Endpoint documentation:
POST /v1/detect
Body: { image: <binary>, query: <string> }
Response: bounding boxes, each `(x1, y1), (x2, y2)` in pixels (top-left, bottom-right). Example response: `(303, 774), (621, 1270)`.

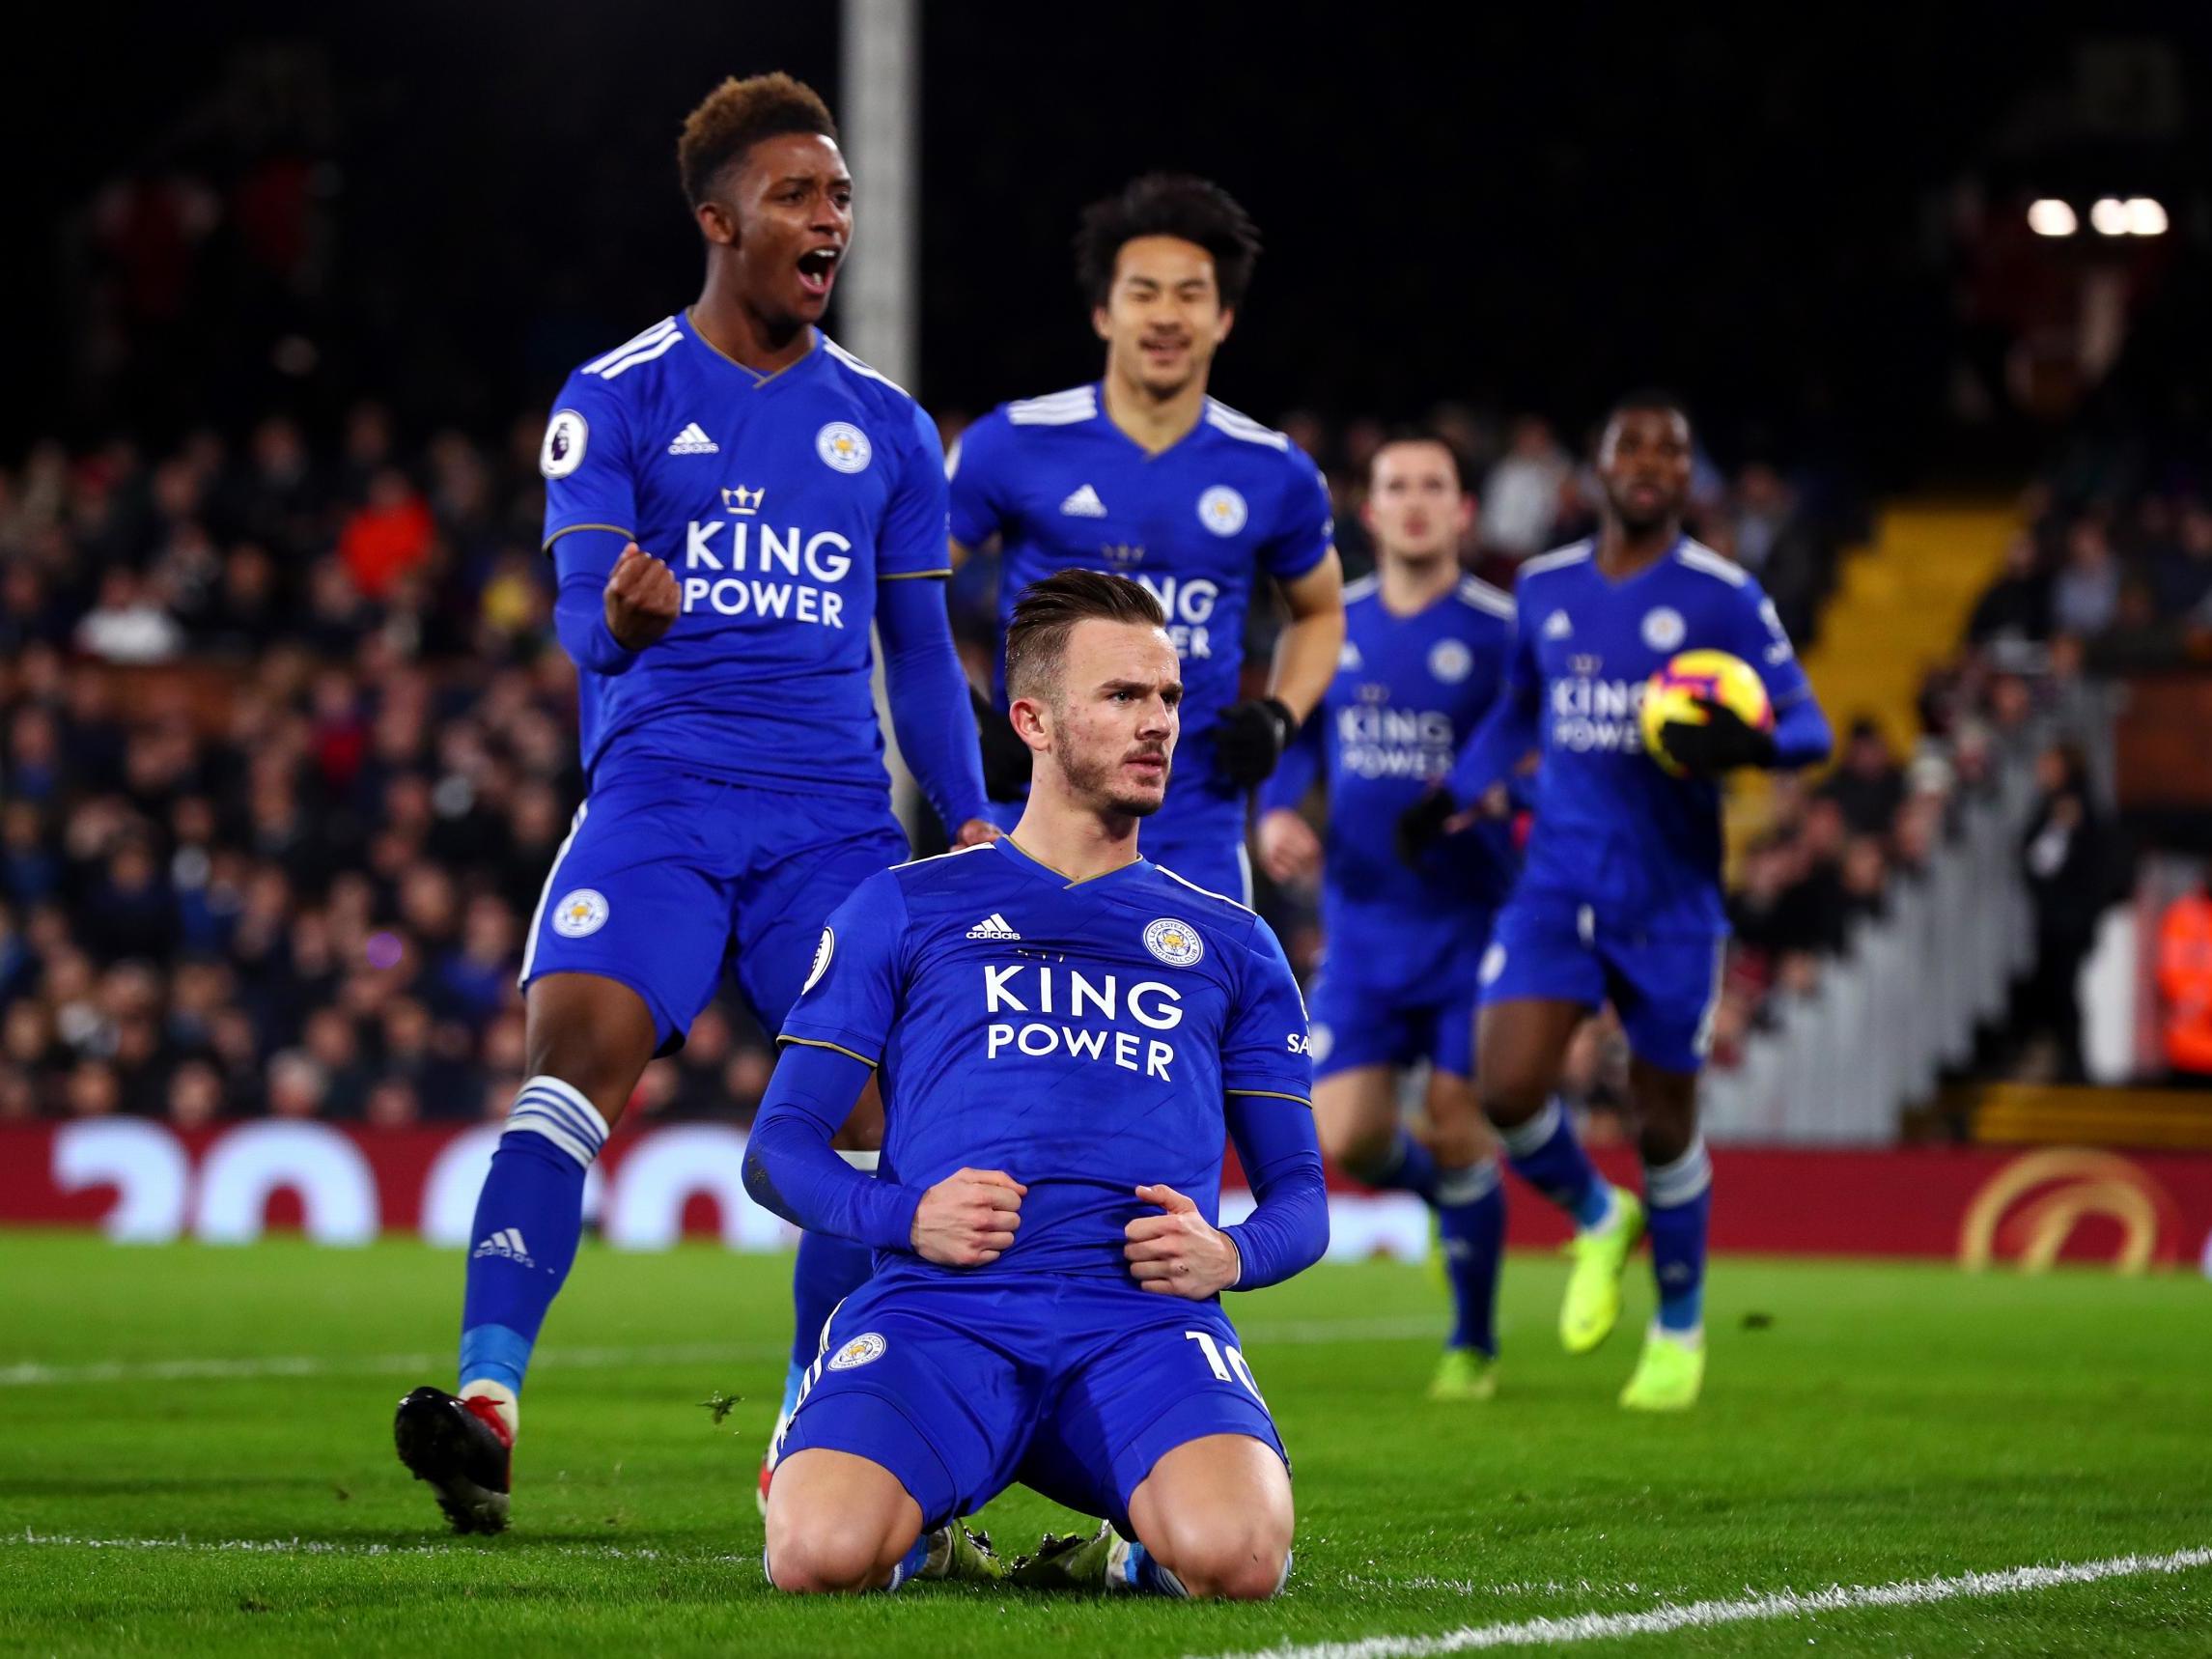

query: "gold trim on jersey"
(776, 1035), (880, 1068)
(1004, 834), (1140, 887)
(542, 523), (635, 552)
(1224, 1088), (1314, 1109)
(685, 308), (817, 386)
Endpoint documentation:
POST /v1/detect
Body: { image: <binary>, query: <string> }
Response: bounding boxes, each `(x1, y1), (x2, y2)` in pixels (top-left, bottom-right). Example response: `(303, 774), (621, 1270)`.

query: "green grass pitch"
(2, 1233), (2207, 1656)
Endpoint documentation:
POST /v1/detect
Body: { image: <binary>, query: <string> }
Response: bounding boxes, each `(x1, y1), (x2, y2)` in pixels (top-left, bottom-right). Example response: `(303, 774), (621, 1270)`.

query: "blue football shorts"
(519, 761), (910, 1051)
(1476, 890), (1726, 1076)
(1306, 971), (1479, 1083)
(771, 1273), (1287, 1535)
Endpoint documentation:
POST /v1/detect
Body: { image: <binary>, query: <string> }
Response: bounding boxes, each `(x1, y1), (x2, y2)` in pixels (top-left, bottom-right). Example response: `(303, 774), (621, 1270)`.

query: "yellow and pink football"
(1639, 649), (1773, 776)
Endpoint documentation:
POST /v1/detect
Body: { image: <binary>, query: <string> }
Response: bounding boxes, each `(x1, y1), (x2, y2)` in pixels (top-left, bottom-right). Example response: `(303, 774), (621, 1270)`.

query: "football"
(1639, 649), (1774, 776)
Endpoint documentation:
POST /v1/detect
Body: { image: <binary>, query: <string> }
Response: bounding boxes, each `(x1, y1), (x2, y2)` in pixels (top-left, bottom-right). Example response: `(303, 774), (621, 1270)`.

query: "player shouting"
(393, 72), (994, 1532)
(744, 571), (1326, 1598)
(1402, 392), (1832, 1410)
(1256, 434), (1517, 1400)
(948, 173), (1345, 906)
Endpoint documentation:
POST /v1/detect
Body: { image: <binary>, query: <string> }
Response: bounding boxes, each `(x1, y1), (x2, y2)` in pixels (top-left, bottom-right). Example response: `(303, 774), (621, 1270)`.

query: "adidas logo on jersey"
(668, 422), (720, 455)
(472, 1227), (533, 1267)
(1059, 484), (1108, 518)
(966, 913), (1022, 940)
(1543, 610), (1575, 640)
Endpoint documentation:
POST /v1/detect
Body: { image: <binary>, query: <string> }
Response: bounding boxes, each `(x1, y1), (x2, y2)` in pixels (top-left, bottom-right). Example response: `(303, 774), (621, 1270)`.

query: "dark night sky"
(6, 3), (2204, 475)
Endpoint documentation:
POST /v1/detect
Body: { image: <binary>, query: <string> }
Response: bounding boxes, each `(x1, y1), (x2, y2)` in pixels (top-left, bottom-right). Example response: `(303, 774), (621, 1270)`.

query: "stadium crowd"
(1929, 457), (2212, 1082)
(0, 403), (1872, 1129)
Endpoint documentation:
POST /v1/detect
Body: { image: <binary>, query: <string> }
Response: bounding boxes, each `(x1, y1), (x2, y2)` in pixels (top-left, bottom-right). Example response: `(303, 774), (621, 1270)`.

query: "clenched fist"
(1123, 1183), (1241, 1298)
(911, 1167), (1025, 1267)
(1255, 807), (1322, 886)
(604, 543), (680, 651)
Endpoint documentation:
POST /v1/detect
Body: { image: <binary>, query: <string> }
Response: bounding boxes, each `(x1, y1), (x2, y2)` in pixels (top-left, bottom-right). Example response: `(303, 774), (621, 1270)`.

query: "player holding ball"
(1402, 391), (1831, 1411)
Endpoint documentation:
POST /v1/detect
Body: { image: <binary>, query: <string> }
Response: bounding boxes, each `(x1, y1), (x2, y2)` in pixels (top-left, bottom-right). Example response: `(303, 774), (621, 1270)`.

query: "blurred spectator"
(365, 1077), (422, 1129)
(1821, 718), (1905, 837)
(1965, 534), (2051, 655)
(66, 1059), (121, 1118)
(337, 468), (434, 601)
(73, 569), (184, 663)
(2050, 520), (2119, 639)
(267, 1049), (328, 1118)
(1479, 417), (1570, 561)
(1837, 834), (1890, 930)
(2015, 743), (2118, 1082)
(301, 1007), (372, 1116)
(1729, 836), (1828, 961)
(2155, 874), (2212, 1083)
(2147, 503), (2212, 617)
(166, 1059), (224, 1129)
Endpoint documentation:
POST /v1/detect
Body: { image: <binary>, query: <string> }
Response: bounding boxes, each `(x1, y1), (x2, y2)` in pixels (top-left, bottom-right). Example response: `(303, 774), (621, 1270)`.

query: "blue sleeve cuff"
(1770, 692), (1834, 770)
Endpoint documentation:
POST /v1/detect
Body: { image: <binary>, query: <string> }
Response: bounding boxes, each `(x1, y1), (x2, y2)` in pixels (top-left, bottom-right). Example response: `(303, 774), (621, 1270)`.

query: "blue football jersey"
(1263, 574), (1518, 994)
(779, 837), (1313, 1281)
(948, 384), (1335, 850)
(540, 316), (950, 791)
(1506, 537), (1814, 931)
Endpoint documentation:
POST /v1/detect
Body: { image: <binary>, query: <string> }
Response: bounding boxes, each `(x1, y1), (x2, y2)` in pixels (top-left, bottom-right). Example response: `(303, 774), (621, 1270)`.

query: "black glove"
(1657, 696), (1778, 776)
(1212, 697), (1298, 788)
(1395, 788), (1458, 868)
(970, 684), (1033, 801)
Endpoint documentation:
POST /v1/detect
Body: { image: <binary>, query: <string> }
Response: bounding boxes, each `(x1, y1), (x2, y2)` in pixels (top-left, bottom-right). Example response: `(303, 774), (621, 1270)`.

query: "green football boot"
(1011, 1521), (1118, 1589)
(1618, 1325), (1705, 1412)
(918, 1521), (1006, 1584)
(1426, 1346), (1498, 1402)
(1560, 1186), (1643, 1355)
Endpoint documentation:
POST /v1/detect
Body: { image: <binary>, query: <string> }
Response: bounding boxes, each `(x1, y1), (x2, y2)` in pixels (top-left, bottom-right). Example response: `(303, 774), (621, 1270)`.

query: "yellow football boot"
(1559, 1187), (1643, 1355)
(1618, 1325), (1705, 1412)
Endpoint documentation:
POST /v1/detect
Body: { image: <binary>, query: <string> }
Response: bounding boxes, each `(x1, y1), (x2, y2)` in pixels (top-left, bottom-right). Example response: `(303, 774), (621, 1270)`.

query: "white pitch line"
(0, 1340), (790, 1389)
(5, 1531), (746, 1564)
(0, 1314), (1440, 1389)
(1198, 1547), (2212, 1659)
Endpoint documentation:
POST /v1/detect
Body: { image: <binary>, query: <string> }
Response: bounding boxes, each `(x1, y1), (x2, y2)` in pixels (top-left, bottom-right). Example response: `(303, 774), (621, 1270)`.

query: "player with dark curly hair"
(950, 174), (1345, 909)
(392, 71), (994, 1534)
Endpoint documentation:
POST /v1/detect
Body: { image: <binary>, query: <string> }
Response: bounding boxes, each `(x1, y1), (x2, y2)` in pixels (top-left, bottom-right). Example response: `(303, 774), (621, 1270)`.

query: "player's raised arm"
(876, 405), (994, 842)
(542, 378), (674, 675)
(1264, 551), (1347, 727)
(1216, 479), (1346, 788)
(944, 411), (1034, 800)
(1253, 705), (1326, 886)
(876, 573), (994, 840)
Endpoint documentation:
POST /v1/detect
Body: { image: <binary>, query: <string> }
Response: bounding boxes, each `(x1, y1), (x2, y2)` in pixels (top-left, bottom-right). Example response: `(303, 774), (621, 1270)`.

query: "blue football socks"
(1108, 1535), (1191, 1597)
(1498, 1097), (1611, 1229)
(1435, 1159), (1507, 1356)
(883, 1531), (934, 1592)
(458, 1075), (608, 1397)
(1357, 1126), (1441, 1203)
(1644, 1136), (1712, 1334)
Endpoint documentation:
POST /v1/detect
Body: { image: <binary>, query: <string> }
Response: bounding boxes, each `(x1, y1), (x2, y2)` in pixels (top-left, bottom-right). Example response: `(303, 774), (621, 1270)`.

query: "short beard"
(1060, 734), (1166, 818)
